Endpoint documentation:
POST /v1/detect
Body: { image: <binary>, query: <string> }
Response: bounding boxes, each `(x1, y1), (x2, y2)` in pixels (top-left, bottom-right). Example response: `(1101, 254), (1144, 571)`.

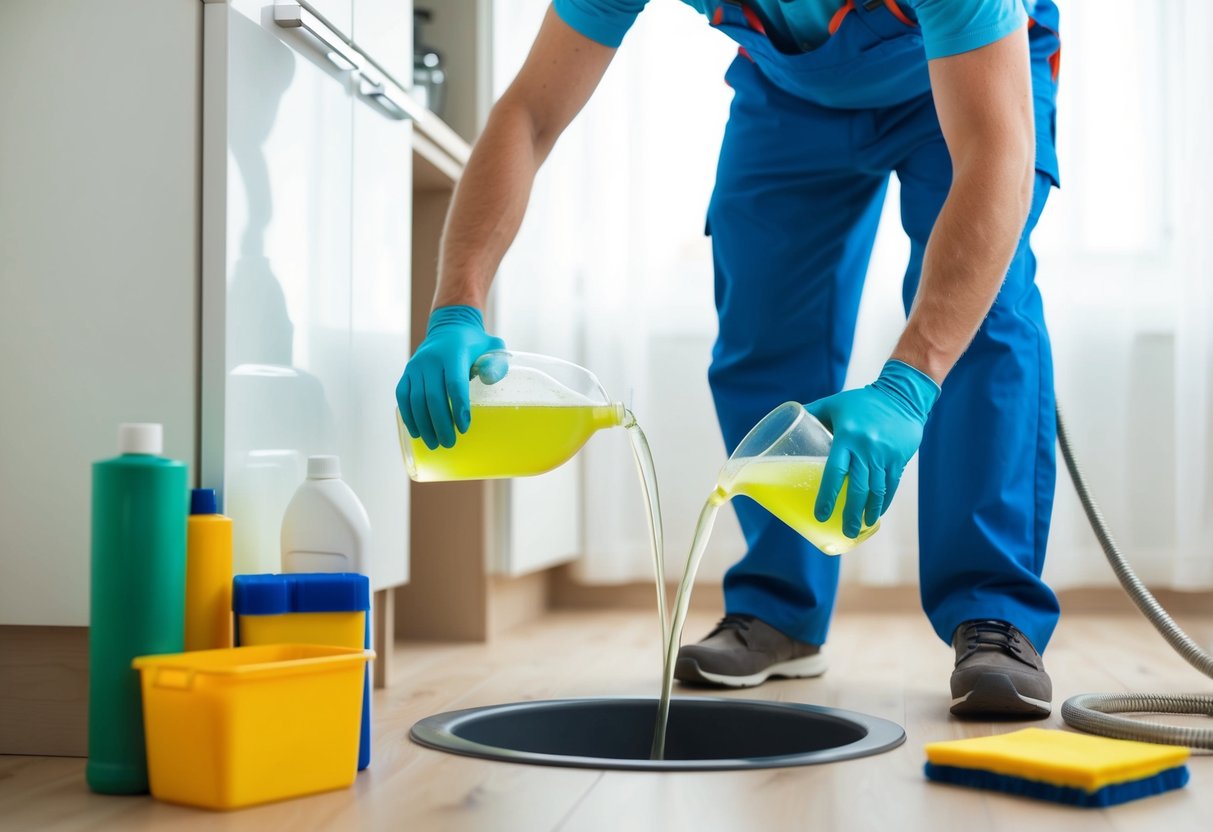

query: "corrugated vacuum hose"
(1056, 405), (1213, 748)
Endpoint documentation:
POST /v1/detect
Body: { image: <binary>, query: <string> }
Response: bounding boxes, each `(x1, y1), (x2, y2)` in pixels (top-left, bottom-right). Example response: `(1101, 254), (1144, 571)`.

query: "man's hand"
(397, 306), (505, 450)
(805, 361), (940, 539)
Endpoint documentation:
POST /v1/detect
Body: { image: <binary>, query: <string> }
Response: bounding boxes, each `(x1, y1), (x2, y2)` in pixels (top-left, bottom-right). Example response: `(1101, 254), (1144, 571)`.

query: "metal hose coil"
(1056, 405), (1213, 748)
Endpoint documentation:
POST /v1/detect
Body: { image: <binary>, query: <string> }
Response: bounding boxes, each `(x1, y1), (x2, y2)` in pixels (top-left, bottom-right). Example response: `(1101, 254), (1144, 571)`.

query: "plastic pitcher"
(399, 351), (627, 482)
(713, 401), (879, 555)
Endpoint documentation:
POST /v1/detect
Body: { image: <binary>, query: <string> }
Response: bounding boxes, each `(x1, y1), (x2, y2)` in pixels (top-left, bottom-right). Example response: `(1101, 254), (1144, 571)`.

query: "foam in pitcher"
(472, 365), (598, 407)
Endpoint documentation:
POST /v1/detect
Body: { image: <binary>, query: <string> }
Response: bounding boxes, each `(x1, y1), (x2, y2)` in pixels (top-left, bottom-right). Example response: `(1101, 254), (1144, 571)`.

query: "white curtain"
(494, 0), (1213, 591)
(1171, 0), (1213, 587)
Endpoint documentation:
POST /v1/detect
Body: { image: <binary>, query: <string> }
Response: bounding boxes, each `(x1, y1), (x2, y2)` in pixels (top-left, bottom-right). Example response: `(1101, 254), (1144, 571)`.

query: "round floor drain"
(410, 697), (905, 771)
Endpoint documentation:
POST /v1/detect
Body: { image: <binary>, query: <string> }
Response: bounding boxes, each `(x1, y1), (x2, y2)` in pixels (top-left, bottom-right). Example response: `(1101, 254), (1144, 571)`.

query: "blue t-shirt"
(554, 0), (1028, 61)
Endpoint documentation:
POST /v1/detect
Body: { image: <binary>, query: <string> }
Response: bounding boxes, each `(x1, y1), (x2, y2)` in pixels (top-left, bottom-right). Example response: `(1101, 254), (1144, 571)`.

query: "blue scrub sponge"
(924, 728), (1190, 808)
(925, 762), (1189, 808)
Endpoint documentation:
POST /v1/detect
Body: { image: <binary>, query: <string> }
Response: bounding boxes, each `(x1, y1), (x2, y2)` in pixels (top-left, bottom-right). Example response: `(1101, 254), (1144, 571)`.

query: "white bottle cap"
(307, 455), (341, 479)
(119, 423), (163, 455)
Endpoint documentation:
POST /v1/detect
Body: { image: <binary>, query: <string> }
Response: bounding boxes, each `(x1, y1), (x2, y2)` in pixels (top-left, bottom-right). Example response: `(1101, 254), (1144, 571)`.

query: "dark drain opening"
(411, 697), (905, 771)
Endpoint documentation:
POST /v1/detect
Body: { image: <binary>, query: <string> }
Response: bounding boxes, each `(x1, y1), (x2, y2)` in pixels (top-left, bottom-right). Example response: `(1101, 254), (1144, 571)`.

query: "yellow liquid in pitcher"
(400, 403), (625, 481)
(717, 456), (878, 555)
(399, 399), (669, 661)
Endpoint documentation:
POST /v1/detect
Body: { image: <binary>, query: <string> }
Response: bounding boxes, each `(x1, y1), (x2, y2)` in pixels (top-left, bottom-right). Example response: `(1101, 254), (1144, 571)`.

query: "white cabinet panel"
(354, 0), (413, 88)
(350, 98), (412, 590)
(309, 0), (354, 35)
(0, 0), (200, 626)
(204, 2), (413, 589)
(215, 3), (355, 576)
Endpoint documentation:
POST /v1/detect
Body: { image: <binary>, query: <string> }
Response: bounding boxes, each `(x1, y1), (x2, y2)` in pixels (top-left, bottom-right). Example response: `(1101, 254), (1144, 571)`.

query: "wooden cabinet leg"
(373, 589), (394, 689)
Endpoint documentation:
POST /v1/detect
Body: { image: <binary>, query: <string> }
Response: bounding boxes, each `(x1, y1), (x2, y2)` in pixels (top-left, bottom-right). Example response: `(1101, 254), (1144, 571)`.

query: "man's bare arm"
(891, 26), (1036, 384)
(433, 6), (616, 310)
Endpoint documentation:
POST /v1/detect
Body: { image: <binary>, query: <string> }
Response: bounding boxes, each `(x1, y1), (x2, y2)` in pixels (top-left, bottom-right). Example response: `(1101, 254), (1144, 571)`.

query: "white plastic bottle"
(280, 455), (371, 575)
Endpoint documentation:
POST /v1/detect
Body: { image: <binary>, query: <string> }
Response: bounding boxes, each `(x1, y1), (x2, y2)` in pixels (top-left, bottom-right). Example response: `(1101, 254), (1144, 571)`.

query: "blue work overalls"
(705, 0), (1063, 651)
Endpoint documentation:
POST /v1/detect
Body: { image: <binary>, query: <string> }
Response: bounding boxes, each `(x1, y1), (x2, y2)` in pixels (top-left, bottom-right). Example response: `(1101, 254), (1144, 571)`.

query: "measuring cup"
(714, 401), (879, 555)
(398, 351), (627, 482)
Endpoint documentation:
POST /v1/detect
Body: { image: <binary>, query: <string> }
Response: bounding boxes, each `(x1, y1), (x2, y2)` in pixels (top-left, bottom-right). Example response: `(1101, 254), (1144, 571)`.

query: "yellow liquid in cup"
(400, 403), (625, 481)
(714, 456), (878, 555)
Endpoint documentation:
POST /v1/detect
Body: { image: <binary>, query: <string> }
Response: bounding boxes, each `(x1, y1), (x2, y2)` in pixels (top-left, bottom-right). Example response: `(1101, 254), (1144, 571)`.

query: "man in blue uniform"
(398, 0), (1063, 717)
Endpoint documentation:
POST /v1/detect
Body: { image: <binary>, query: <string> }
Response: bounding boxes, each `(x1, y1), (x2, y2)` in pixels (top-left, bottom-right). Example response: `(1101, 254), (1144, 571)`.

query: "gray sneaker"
(674, 615), (826, 688)
(950, 620), (1052, 718)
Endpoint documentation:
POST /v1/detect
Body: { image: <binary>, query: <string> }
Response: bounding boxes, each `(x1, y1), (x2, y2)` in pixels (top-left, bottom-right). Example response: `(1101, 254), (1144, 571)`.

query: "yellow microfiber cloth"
(924, 728), (1190, 807)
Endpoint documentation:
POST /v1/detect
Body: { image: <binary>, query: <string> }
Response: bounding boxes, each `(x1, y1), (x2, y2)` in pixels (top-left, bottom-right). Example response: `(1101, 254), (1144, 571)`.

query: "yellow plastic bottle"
(185, 489), (233, 651)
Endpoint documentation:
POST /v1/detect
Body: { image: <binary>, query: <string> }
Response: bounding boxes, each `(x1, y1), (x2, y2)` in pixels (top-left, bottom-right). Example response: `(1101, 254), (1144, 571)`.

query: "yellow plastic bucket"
(132, 643), (374, 810)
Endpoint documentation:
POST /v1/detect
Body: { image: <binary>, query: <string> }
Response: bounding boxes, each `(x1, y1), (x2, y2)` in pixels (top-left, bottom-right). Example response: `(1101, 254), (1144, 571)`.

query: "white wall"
(0, 0), (201, 626)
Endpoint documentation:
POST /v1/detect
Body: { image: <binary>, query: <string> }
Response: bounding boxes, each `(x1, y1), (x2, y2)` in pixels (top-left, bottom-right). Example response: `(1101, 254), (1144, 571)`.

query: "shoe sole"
(949, 672), (1051, 719)
(674, 654), (828, 688)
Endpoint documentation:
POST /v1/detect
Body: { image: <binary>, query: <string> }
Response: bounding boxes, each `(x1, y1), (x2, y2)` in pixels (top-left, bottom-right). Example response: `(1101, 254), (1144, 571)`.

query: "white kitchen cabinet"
(210, 0), (354, 578)
(0, 0), (201, 627)
(2, 0), (427, 752)
(349, 89), (413, 591)
(203, 0), (412, 591)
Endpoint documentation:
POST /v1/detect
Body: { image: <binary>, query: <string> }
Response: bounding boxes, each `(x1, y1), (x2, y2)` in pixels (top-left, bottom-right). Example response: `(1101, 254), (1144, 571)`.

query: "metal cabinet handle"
(272, 2), (361, 72)
(358, 74), (400, 116)
(273, 2), (422, 121)
(357, 72), (414, 120)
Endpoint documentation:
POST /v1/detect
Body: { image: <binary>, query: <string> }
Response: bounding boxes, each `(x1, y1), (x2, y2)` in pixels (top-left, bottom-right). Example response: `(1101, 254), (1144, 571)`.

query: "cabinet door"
(311, 0), (353, 36)
(0, 0), (200, 626)
(349, 91), (413, 590)
(354, 0), (412, 87)
(214, 2), (354, 576)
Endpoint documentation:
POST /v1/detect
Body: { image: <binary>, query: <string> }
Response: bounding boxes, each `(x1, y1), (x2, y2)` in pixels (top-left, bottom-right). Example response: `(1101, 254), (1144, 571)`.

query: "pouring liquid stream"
(650, 456), (878, 760)
(623, 412), (669, 654)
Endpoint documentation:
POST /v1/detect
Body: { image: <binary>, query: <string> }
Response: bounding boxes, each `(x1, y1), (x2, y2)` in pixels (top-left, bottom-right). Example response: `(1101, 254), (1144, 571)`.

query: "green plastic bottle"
(86, 423), (188, 794)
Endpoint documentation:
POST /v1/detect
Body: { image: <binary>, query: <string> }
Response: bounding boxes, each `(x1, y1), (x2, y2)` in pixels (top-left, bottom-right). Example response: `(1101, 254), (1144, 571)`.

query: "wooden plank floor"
(2, 608), (1211, 831)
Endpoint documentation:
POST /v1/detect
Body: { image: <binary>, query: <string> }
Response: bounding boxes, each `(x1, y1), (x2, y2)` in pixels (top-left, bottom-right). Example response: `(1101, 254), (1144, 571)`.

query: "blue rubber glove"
(396, 305), (505, 450)
(804, 360), (941, 539)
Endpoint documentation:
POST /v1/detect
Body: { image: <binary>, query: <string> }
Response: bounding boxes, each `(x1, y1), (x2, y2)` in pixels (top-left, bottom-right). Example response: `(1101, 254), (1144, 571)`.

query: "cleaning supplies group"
(87, 424), (375, 810)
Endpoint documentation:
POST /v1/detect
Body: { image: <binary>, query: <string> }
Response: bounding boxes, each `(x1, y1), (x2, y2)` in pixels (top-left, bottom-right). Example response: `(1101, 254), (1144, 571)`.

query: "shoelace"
(707, 614), (756, 646)
(958, 619), (1035, 667)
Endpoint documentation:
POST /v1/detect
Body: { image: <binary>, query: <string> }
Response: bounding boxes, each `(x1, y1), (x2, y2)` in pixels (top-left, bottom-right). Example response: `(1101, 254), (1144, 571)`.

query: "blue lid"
(232, 573), (370, 615)
(190, 488), (219, 515)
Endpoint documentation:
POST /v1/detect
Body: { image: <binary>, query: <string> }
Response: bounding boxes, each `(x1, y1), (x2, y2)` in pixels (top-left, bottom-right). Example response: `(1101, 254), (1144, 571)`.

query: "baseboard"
(0, 625), (88, 757)
(548, 565), (726, 614)
(397, 567), (557, 643)
(548, 567), (1213, 619)
(548, 566), (920, 615)
(487, 571), (551, 639)
(1056, 587), (1213, 615)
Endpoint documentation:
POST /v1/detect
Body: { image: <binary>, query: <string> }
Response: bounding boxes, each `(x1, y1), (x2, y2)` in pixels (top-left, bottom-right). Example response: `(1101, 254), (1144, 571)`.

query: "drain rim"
(410, 696), (906, 771)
